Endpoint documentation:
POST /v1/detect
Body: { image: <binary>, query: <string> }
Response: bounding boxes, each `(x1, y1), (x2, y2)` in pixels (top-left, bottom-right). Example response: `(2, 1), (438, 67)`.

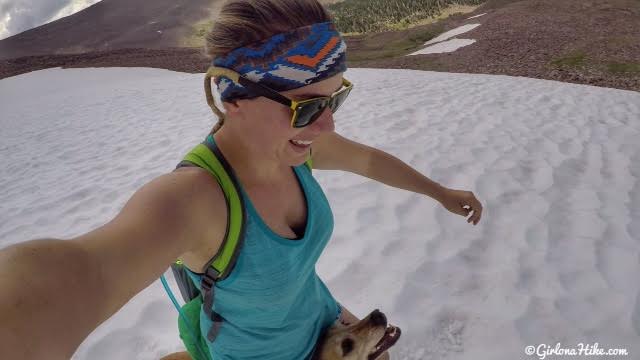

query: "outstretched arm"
(312, 132), (445, 200)
(311, 131), (482, 225)
(0, 170), (223, 359)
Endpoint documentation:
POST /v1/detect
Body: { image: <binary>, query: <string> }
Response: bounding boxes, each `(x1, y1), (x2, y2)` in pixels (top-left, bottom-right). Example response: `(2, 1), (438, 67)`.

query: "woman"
(0, 0), (482, 359)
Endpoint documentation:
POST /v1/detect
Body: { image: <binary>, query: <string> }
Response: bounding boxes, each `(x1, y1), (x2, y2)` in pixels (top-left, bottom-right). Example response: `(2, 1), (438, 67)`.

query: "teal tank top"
(185, 140), (340, 359)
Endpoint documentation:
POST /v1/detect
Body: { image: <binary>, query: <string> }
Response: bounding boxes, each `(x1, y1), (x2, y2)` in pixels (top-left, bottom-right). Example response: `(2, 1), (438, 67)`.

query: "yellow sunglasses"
(205, 66), (353, 128)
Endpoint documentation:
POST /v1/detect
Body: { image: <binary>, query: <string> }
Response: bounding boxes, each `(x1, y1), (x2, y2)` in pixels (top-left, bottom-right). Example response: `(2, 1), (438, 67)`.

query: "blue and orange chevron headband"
(211, 21), (347, 103)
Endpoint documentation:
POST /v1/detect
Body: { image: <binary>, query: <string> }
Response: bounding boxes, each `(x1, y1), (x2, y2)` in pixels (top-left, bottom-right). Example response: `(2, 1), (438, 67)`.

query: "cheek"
(276, 106), (294, 130)
(258, 100), (293, 132)
(244, 100), (303, 149)
(270, 108), (301, 141)
(251, 115), (298, 152)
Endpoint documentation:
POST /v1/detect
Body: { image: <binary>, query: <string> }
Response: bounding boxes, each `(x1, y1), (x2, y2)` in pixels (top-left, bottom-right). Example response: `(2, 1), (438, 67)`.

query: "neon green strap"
(183, 143), (243, 278)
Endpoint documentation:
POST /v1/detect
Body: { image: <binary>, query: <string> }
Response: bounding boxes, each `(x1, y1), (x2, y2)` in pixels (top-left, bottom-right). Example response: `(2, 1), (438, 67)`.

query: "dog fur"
(312, 309), (396, 360)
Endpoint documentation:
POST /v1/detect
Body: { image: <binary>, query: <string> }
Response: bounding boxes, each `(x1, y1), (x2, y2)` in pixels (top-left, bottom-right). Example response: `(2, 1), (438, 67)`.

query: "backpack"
(159, 134), (313, 360)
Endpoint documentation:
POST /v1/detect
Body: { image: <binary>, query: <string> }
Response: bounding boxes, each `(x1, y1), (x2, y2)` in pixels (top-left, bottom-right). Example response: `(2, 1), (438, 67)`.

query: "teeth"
(291, 139), (312, 146)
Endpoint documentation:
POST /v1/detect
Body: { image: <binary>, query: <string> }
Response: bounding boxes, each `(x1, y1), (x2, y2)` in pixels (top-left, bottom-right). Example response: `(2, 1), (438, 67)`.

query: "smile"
(290, 139), (313, 146)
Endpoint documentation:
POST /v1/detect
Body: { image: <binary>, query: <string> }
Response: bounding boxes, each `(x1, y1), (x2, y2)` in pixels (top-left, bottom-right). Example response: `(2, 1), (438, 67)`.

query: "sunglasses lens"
(294, 99), (329, 127)
(292, 84), (352, 127)
(330, 87), (351, 112)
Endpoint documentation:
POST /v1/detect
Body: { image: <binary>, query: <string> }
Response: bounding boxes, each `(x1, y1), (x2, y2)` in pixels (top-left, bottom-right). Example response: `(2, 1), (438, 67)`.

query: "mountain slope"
(0, 0), (343, 60)
(0, 0), (222, 60)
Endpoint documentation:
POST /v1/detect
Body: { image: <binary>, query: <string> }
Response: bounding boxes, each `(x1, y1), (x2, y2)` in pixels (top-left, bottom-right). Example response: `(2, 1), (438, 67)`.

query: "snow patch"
(467, 13), (487, 19)
(408, 38), (476, 55)
(424, 23), (481, 46)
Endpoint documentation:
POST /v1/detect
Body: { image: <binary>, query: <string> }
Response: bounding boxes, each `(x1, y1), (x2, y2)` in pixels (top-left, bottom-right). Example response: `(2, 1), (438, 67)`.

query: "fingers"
(465, 192), (483, 225)
(442, 189), (483, 225)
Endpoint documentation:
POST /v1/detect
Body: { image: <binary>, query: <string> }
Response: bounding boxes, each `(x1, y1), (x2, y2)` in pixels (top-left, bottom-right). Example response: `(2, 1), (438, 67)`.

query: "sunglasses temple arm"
(237, 77), (293, 108)
(205, 67), (293, 110)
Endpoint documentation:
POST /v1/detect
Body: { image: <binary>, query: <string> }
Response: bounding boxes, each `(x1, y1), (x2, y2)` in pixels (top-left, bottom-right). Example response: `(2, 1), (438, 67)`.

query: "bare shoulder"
(71, 167), (227, 318)
(90, 165), (228, 256)
(171, 167), (228, 271)
(159, 166), (228, 255)
(118, 166), (227, 254)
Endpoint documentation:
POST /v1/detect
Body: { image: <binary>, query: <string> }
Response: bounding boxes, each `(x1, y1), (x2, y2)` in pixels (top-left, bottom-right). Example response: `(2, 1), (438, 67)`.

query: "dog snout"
(369, 309), (387, 327)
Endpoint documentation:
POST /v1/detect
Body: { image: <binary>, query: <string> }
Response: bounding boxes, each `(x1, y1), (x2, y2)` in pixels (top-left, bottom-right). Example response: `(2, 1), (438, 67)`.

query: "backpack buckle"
(201, 267), (220, 291)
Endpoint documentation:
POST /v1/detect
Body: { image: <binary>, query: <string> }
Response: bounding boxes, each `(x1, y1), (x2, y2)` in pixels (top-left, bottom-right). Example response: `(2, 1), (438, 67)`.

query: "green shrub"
(328, 0), (484, 33)
(606, 62), (640, 74)
(550, 52), (587, 68)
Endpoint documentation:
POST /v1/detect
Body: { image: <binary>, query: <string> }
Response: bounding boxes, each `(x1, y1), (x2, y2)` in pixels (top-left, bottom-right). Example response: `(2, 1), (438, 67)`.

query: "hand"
(437, 187), (483, 225)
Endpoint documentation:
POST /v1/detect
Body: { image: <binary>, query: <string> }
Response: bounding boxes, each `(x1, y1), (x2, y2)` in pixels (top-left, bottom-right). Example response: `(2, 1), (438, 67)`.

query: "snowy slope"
(1, 67), (639, 360)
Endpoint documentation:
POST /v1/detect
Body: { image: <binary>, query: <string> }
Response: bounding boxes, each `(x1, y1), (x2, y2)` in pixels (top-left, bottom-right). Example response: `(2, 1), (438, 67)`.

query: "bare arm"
(0, 169), (225, 359)
(311, 131), (446, 202)
(0, 238), (103, 359)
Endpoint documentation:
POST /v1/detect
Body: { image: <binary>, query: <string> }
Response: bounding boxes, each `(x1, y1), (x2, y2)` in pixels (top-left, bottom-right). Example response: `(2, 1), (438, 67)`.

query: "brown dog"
(311, 309), (401, 360)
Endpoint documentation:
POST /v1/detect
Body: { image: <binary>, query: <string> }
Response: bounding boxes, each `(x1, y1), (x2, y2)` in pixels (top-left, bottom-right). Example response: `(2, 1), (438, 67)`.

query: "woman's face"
(226, 73), (344, 167)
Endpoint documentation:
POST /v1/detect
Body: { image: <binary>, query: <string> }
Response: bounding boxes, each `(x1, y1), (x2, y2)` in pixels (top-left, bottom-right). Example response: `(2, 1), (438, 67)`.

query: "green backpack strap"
(183, 140), (246, 281)
(177, 135), (247, 343)
(305, 147), (313, 171)
(304, 158), (312, 171)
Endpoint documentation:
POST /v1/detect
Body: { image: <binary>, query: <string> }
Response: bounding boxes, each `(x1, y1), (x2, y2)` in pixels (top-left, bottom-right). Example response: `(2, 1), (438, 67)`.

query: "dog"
(311, 309), (401, 360)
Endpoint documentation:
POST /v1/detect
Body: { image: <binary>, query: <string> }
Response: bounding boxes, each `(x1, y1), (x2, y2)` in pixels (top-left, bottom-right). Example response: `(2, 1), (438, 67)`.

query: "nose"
(369, 309), (387, 327)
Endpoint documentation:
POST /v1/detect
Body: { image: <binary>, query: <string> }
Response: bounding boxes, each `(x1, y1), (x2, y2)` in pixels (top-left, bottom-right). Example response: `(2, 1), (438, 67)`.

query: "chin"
(289, 154), (310, 168)
(286, 140), (312, 166)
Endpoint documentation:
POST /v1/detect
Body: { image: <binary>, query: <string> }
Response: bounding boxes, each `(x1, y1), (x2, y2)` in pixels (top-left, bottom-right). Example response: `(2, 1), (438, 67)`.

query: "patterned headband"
(212, 21), (347, 102)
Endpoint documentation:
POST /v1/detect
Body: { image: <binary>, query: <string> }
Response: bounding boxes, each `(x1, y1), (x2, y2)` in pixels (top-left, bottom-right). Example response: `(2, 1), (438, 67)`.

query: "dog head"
(312, 309), (401, 360)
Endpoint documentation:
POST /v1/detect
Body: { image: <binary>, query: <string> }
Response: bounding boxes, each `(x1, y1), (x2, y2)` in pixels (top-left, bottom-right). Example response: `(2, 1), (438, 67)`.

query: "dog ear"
(341, 338), (355, 356)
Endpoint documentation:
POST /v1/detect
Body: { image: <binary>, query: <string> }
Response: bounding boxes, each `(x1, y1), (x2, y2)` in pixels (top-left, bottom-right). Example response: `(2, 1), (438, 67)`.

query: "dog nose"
(370, 309), (387, 327)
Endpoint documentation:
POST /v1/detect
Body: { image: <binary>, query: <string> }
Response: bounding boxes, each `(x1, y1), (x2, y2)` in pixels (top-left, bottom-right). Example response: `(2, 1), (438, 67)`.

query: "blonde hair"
(205, 0), (334, 134)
